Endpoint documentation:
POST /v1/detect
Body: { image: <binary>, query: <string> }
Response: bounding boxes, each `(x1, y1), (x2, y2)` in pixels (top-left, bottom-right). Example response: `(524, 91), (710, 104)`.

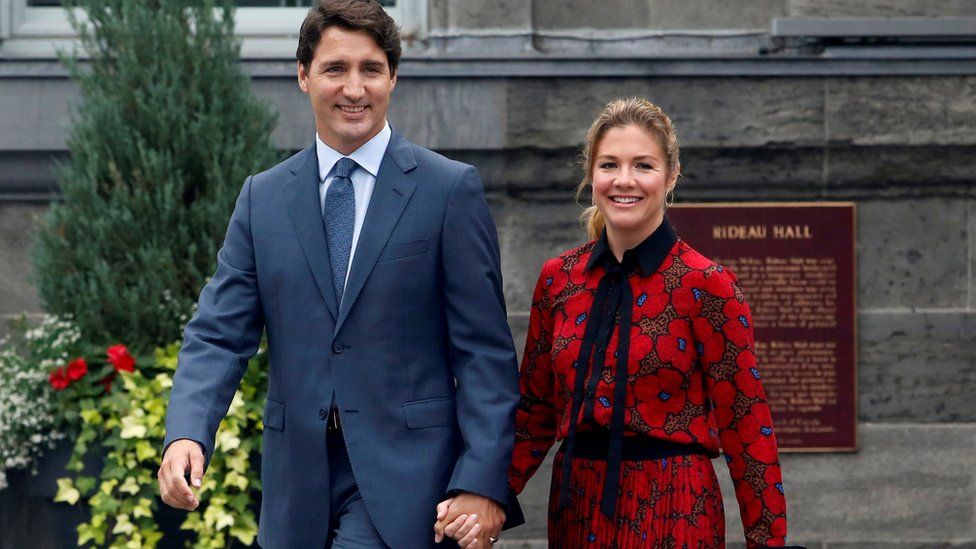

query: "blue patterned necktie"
(323, 157), (357, 308)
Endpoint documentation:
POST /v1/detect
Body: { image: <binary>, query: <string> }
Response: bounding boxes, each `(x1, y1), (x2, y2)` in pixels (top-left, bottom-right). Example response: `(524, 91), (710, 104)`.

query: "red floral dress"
(509, 220), (789, 548)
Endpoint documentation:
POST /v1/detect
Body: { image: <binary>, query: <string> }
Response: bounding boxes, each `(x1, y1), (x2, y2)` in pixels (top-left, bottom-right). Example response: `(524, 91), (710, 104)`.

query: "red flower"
(693, 318), (726, 366)
(655, 319), (696, 371)
(710, 380), (738, 427)
(107, 344), (135, 372)
(66, 358), (88, 381)
(672, 270), (707, 317)
(633, 273), (668, 318)
(733, 352), (765, 400)
(721, 300), (753, 348)
(48, 367), (70, 391)
(634, 368), (686, 428)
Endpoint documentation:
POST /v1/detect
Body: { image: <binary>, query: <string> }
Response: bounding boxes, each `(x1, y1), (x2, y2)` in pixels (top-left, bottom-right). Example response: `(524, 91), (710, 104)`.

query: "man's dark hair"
(297, 0), (402, 75)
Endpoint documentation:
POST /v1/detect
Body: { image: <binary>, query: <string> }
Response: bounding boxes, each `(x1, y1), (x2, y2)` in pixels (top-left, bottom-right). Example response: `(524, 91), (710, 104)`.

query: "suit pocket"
(263, 398), (285, 431)
(377, 238), (430, 263)
(402, 397), (456, 429)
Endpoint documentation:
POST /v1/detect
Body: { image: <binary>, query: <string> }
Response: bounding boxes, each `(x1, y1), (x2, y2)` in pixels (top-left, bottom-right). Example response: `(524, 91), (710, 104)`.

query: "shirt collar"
(315, 121), (392, 181)
(586, 217), (678, 275)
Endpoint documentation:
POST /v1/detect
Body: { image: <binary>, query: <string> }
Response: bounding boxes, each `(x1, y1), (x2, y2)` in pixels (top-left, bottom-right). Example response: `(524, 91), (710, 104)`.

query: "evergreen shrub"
(33, 0), (279, 352)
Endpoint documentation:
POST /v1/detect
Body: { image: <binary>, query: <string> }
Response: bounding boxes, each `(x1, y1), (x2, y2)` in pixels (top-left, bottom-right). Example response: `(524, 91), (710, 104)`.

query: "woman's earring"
(665, 187), (675, 208)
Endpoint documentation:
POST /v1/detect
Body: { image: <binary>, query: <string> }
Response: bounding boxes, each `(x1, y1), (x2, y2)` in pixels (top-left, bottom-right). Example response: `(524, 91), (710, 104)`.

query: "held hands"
(157, 439), (205, 510)
(434, 493), (505, 547)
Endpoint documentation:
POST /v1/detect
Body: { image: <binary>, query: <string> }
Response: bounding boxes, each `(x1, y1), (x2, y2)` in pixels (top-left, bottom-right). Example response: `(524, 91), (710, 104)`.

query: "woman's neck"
(606, 214), (664, 262)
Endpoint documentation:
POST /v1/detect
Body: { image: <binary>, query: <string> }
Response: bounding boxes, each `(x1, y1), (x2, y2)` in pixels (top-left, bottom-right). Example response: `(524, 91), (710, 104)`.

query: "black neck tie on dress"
(558, 261), (633, 519)
(558, 220), (679, 519)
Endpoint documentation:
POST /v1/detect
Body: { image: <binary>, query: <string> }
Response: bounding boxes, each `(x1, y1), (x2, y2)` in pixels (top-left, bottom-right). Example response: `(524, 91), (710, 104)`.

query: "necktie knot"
(334, 157), (357, 179)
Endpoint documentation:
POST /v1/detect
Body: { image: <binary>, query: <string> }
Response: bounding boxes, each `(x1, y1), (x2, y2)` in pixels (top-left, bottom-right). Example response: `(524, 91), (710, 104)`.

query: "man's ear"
(297, 61), (309, 93)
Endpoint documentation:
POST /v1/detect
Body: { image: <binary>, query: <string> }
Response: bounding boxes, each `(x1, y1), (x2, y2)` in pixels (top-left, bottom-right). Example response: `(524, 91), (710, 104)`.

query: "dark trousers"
(325, 429), (388, 548)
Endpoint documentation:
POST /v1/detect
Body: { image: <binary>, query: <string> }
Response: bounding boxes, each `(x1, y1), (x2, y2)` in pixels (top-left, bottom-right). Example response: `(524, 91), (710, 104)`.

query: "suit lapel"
(284, 144), (339, 321)
(335, 131), (418, 335)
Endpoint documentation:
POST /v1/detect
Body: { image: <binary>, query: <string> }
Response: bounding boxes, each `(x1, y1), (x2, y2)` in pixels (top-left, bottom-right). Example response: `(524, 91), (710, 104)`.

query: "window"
(1, 0), (426, 57)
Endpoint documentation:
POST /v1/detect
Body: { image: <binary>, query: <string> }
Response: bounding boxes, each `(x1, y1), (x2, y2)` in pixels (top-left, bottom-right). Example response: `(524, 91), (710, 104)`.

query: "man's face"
(298, 26), (396, 155)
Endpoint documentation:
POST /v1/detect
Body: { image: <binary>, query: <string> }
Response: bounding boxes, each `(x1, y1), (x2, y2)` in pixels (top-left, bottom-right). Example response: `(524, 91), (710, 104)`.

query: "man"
(157, 1), (521, 547)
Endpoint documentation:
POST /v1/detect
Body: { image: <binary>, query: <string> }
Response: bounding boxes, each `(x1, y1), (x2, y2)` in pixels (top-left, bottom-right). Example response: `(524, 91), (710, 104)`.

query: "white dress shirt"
(316, 122), (392, 289)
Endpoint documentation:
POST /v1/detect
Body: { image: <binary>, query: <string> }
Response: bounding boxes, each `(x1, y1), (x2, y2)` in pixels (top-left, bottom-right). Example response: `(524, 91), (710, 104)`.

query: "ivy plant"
(55, 343), (267, 548)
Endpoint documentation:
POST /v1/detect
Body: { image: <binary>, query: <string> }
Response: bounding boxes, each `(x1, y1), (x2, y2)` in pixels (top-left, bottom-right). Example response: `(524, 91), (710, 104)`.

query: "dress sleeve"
(508, 263), (559, 495)
(697, 267), (789, 548)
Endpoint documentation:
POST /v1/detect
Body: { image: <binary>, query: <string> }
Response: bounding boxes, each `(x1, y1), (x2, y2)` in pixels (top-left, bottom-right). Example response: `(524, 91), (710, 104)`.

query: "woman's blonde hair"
(576, 97), (681, 240)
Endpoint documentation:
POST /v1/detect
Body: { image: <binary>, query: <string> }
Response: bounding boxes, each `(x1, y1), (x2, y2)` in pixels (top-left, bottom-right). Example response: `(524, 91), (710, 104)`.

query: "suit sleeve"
(509, 264), (558, 494)
(697, 267), (788, 548)
(163, 176), (265, 466)
(440, 165), (521, 508)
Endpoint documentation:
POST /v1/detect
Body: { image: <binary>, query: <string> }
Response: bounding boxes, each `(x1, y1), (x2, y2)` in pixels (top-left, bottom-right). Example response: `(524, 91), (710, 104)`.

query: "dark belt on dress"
(558, 430), (708, 462)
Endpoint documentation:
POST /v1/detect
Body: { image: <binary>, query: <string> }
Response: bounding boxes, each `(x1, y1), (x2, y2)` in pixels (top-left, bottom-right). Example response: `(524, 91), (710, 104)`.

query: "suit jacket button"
(332, 343), (344, 354)
(319, 408), (328, 420)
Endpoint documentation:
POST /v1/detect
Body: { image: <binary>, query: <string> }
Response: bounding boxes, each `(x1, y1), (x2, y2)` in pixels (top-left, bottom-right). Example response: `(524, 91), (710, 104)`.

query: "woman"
(443, 97), (793, 548)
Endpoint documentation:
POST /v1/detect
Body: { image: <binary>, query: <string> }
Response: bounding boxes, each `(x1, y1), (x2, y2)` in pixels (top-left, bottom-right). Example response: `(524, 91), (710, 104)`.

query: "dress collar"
(585, 217), (678, 275)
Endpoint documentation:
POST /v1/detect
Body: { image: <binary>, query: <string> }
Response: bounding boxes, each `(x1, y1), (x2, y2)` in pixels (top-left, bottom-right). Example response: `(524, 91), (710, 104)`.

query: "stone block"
(826, 145), (976, 195)
(826, 543), (976, 548)
(0, 202), (46, 315)
(251, 79), (316, 152)
(489, 195), (588, 314)
(506, 78), (825, 150)
(0, 79), (76, 152)
(0, 151), (64, 196)
(679, 146), (825, 198)
(971, 201), (976, 310)
(826, 77), (976, 147)
(856, 198), (968, 309)
(428, 0), (449, 32)
(389, 79), (507, 150)
(444, 0), (532, 30)
(532, 0), (650, 30)
(647, 0), (787, 30)
(858, 311), (976, 422)
(735, 424), (976, 542)
(788, 0), (976, 17)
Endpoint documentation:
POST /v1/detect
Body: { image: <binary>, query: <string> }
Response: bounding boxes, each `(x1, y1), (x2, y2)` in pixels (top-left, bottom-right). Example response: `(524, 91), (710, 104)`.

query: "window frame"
(0, 0), (427, 58)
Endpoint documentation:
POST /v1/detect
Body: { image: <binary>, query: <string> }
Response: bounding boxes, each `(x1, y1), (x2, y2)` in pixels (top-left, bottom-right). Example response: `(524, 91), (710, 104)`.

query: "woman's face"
(591, 124), (676, 244)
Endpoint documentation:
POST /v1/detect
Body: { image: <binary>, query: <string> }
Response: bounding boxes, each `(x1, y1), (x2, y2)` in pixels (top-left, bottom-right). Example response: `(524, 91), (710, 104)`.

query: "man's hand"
(433, 492), (505, 547)
(157, 439), (205, 510)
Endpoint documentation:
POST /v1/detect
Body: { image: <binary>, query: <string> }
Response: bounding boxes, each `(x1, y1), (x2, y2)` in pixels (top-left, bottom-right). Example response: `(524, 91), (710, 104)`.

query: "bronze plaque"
(669, 203), (856, 452)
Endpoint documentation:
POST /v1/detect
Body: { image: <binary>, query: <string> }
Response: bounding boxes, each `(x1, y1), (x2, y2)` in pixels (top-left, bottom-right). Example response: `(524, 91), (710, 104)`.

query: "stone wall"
(1, 0), (974, 546)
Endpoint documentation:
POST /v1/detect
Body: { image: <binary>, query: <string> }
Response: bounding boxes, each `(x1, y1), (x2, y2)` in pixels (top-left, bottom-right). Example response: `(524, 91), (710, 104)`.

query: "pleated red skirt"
(548, 451), (726, 548)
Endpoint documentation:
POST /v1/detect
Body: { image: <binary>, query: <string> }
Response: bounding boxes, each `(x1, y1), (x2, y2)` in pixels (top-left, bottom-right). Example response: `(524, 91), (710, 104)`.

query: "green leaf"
(54, 478), (81, 505)
(119, 415), (147, 439)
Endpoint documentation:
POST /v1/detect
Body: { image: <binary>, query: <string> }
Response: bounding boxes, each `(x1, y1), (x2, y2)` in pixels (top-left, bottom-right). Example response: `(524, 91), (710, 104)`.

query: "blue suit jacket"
(163, 131), (521, 548)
